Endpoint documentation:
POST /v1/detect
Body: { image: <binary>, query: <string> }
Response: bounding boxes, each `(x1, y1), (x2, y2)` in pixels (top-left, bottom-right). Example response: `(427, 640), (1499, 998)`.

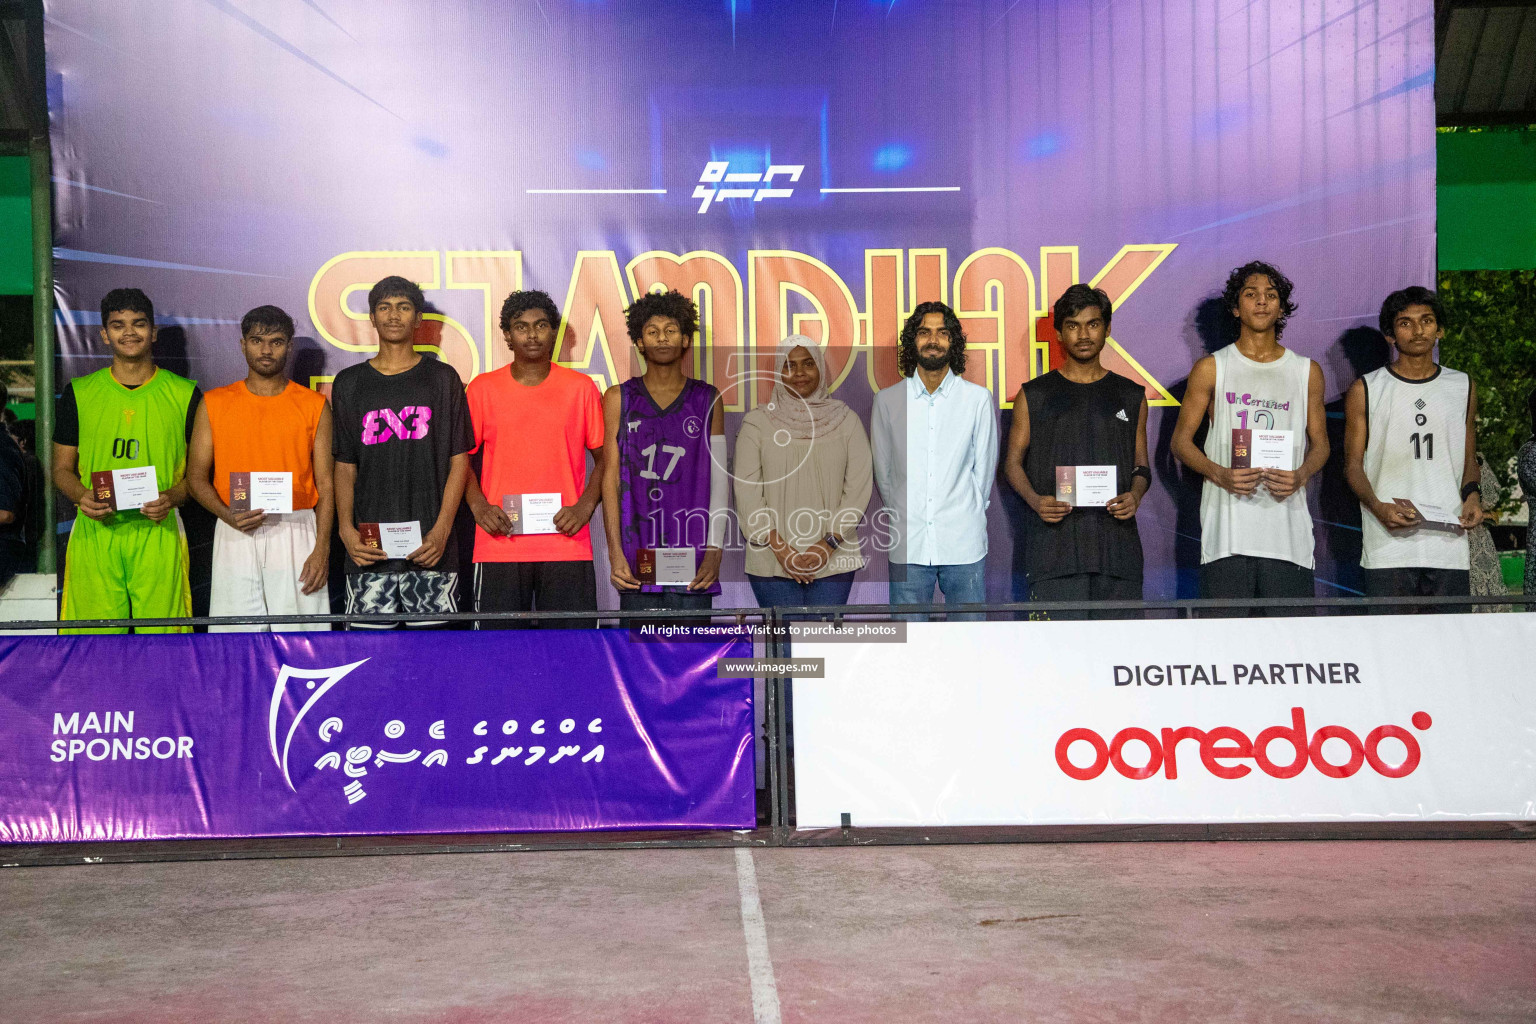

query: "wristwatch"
(823, 534), (841, 550)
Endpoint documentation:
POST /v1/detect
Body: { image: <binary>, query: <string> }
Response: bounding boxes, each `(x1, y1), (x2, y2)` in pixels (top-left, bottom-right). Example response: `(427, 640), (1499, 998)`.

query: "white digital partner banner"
(792, 615), (1536, 828)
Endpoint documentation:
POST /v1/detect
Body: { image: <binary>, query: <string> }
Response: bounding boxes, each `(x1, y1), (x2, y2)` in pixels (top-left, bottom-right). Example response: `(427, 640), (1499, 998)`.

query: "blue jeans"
(888, 559), (987, 621)
(748, 571), (856, 609)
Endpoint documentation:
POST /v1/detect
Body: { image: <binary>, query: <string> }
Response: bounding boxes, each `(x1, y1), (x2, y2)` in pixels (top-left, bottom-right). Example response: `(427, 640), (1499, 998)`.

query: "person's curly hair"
(624, 289), (698, 342)
(499, 289), (561, 334)
(1222, 261), (1298, 338)
(897, 301), (967, 377)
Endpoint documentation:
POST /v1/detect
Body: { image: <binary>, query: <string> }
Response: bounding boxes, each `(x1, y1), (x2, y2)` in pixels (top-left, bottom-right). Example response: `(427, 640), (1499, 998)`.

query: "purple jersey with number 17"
(616, 376), (721, 594)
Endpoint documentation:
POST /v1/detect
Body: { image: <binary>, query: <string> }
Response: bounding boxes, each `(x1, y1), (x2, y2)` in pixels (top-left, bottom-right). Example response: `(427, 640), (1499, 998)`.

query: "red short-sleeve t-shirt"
(466, 363), (605, 562)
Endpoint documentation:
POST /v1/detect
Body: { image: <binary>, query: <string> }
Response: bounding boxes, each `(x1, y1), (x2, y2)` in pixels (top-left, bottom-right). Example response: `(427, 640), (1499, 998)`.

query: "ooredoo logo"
(1055, 707), (1432, 782)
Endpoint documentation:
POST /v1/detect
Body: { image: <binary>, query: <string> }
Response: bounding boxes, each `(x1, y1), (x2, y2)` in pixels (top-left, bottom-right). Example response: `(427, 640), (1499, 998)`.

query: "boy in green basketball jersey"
(52, 288), (201, 633)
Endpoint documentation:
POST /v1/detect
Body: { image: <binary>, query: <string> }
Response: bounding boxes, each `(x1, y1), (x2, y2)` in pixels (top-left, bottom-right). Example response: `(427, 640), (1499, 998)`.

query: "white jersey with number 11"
(1360, 364), (1470, 570)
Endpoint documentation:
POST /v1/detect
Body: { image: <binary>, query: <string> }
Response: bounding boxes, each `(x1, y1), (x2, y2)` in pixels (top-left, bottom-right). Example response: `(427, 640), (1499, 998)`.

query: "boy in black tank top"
(1003, 285), (1149, 618)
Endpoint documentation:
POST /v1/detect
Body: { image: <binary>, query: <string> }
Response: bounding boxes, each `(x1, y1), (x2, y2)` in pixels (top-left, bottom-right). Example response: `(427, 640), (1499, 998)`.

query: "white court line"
(820, 186), (961, 192)
(524, 188), (667, 194)
(734, 848), (783, 1024)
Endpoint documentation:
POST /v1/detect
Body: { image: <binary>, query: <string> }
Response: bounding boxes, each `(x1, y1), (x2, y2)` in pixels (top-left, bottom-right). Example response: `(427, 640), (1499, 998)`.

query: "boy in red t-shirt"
(465, 290), (605, 627)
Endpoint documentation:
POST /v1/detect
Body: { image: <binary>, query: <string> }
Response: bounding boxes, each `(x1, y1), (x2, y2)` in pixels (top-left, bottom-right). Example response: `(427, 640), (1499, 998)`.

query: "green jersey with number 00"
(70, 366), (196, 515)
(61, 365), (196, 632)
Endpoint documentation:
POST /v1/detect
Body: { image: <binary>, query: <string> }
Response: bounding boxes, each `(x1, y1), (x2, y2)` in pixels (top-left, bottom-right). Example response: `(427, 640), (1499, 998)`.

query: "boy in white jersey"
(1172, 262), (1329, 616)
(1344, 286), (1481, 608)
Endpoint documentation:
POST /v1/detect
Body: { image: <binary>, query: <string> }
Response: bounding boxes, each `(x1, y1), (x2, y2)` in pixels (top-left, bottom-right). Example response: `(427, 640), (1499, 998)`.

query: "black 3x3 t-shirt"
(331, 357), (474, 575)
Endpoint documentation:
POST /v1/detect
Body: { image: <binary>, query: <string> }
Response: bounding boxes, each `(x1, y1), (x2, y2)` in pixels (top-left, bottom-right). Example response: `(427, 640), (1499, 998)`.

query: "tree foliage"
(1437, 270), (1536, 516)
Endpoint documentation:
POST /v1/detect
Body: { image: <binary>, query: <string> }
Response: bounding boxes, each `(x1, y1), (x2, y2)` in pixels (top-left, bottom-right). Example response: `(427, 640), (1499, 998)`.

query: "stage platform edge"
(4, 820), (1533, 869)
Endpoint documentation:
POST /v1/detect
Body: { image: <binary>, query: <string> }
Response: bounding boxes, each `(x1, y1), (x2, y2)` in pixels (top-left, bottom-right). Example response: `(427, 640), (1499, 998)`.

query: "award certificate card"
(1073, 466), (1117, 507)
(1392, 498), (1463, 533)
(111, 466), (159, 509)
(1231, 429), (1253, 469)
(502, 492), (561, 534)
(90, 470), (116, 508)
(378, 521), (423, 559)
(654, 547), (697, 586)
(249, 472), (293, 514)
(1251, 430), (1295, 470)
(228, 472), (251, 512)
(1054, 466), (1075, 504)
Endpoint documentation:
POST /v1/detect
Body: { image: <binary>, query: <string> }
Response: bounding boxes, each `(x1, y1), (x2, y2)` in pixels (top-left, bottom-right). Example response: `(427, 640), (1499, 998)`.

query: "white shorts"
(209, 509), (331, 632)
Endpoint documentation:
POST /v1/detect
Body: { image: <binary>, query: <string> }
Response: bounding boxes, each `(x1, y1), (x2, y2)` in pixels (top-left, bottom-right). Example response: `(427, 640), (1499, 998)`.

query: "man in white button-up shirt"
(871, 301), (999, 619)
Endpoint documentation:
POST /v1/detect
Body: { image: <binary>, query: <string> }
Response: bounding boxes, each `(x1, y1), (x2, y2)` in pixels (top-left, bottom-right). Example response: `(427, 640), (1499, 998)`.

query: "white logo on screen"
(693, 161), (803, 213)
(268, 660), (369, 792)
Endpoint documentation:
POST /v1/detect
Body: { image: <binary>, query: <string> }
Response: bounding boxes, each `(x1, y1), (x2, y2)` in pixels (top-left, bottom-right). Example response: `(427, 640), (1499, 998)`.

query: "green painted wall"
(0, 155), (32, 295)
(1437, 128), (1536, 271)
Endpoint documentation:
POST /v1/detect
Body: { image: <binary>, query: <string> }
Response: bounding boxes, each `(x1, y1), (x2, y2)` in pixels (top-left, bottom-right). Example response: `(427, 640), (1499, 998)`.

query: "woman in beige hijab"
(733, 335), (873, 606)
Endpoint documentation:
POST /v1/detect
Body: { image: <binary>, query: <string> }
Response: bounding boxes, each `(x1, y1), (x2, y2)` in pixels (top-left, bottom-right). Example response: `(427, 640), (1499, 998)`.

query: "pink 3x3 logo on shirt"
(361, 406), (433, 445)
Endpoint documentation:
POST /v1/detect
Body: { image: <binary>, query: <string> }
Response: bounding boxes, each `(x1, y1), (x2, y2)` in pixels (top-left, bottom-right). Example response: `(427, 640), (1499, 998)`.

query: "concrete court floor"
(1, 840), (1532, 1024)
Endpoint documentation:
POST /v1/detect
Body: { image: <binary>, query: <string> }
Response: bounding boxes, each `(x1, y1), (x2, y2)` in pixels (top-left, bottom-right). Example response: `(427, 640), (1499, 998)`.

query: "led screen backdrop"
(44, 0), (1437, 601)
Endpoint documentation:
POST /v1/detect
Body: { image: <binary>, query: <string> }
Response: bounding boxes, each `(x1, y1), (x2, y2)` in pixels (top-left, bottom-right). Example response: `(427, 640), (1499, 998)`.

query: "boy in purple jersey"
(601, 289), (726, 612)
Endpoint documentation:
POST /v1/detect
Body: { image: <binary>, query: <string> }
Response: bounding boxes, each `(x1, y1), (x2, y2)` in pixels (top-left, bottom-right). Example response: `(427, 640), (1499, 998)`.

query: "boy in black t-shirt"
(1003, 284), (1149, 618)
(331, 276), (474, 627)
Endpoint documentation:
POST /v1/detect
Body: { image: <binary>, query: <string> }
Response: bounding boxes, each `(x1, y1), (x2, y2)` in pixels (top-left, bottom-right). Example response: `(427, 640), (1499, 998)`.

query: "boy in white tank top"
(1344, 286), (1481, 609)
(1171, 262), (1330, 616)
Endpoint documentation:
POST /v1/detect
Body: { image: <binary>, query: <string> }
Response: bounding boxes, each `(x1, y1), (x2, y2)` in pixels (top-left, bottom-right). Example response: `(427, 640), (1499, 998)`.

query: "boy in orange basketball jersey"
(187, 305), (334, 630)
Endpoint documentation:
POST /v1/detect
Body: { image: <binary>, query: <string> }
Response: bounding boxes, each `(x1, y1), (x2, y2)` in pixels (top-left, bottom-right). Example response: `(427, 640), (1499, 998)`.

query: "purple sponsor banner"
(0, 631), (755, 842)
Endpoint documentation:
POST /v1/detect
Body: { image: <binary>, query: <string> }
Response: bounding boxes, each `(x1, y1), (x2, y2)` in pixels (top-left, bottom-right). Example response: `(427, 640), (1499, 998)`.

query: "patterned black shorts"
(344, 571), (459, 628)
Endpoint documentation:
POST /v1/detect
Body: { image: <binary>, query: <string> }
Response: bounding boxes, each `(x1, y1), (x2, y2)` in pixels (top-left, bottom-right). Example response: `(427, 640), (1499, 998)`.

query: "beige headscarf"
(763, 334), (852, 440)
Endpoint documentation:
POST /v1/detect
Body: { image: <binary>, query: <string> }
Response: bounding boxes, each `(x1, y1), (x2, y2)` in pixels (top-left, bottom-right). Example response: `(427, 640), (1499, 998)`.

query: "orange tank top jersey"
(204, 380), (326, 508)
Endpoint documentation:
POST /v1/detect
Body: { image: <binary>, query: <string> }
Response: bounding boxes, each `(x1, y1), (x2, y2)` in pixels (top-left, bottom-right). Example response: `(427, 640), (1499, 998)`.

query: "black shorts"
(618, 588), (714, 630)
(1028, 573), (1142, 620)
(1199, 555), (1314, 618)
(473, 560), (597, 629)
(1361, 567), (1469, 614)
(618, 589), (714, 612)
(344, 570), (459, 629)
